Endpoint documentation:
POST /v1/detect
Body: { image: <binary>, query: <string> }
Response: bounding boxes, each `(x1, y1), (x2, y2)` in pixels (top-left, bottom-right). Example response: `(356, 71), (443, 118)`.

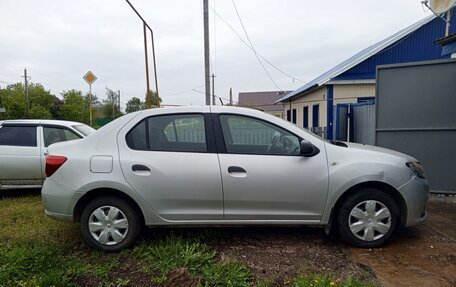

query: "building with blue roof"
(277, 9), (456, 140)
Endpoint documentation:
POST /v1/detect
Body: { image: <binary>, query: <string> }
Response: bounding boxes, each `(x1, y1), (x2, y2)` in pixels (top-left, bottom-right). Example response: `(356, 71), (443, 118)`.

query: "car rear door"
(213, 113), (329, 221)
(0, 124), (43, 187)
(117, 109), (224, 221)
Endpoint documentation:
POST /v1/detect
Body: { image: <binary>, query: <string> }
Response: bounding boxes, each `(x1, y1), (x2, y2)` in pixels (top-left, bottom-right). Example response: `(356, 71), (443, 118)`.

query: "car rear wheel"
(80, 196), (141, 252)
(337, 188), (400, 247)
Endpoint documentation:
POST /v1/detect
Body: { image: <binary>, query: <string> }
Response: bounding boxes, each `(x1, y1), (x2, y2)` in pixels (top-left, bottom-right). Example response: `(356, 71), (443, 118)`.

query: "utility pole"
(23, 69), (30, 117)
(89, 85), (93, 126)
(211, 74), (215, 105)
(203, 0), (211, 105)
(112, 91), (115, 120)
(118, 90), (121, 115)
(229, 88), (233, 106)
(150, 30), (160, 106)
(143, 23), (151, 109)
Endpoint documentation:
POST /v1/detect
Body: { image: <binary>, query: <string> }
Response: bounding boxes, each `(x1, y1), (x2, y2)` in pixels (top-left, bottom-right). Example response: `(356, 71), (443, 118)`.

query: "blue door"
(303, 106), (309, 128)
(312, 104), (319, 127)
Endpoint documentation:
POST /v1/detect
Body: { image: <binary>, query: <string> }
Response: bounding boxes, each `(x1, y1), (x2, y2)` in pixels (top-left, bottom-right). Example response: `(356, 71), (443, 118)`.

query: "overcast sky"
(0, 0), (434, 109)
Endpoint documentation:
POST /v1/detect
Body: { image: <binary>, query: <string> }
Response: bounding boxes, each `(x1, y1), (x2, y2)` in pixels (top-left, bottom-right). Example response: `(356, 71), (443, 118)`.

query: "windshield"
(72, 124), (96, 136)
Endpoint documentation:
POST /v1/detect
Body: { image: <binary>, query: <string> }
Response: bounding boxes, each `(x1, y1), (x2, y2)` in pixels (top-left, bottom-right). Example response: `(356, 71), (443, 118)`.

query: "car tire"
(80, 196), (141, 252)
(337, 188), (400, 248)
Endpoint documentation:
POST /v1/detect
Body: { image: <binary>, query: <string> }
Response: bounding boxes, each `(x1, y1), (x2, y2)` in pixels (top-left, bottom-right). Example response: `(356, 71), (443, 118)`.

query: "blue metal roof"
(277, 14), (440, 103)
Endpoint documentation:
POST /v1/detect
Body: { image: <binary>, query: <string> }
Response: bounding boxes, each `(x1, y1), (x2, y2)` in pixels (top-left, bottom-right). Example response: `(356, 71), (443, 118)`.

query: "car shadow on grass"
(0, 188), (41, 199)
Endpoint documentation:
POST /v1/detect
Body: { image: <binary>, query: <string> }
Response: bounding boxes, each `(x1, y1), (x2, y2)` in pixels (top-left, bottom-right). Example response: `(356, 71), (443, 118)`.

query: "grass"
(134, 235), (252, 286)
(0, 194), (376, 287)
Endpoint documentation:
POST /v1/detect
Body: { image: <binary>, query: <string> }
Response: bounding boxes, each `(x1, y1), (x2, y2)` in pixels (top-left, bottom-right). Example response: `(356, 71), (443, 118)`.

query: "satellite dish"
(429, 0), (456, 14)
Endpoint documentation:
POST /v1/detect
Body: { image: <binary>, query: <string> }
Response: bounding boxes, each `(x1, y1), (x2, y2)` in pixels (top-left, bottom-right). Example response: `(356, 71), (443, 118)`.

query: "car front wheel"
(80, 196), (141, 252)
(337, 189), (400, 247)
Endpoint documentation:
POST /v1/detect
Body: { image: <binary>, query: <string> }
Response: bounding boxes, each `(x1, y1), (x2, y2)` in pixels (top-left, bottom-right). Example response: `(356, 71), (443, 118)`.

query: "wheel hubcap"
(348, 200), (391, 241)
(88, 206), (129, 245)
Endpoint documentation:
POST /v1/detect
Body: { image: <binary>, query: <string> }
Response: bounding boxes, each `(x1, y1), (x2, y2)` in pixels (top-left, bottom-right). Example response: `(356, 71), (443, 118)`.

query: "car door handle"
(132, 164), (151, 172)
(228, 166), (246, 173)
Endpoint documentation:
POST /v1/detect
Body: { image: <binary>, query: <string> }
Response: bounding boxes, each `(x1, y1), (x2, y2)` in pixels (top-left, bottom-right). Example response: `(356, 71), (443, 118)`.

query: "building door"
(292, 109), (297, 124)
(303, 106), (309, 128)
(312, 104), (319, 127)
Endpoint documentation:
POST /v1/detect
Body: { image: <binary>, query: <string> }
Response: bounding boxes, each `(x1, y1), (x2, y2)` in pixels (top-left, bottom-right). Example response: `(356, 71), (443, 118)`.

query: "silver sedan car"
(41, 106), (429, 251)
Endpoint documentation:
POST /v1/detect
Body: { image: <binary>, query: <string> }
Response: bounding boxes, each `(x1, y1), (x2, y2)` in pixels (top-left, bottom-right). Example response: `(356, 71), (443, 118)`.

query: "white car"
(0, 119), (95, 189)
(42, 106), (429, 251)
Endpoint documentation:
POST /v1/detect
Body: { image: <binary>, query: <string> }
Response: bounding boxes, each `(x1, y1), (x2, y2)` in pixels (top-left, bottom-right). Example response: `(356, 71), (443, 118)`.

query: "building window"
(303, 106), (309, 128)
(358, 97), (375, 104)
(292, 109), (297, 124)
(286, 110), (291, 122)
(312, 104), (319, 127)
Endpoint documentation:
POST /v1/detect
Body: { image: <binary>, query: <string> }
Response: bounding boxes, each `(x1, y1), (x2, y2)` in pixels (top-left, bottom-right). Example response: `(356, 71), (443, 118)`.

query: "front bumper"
(399, 175), (430, 227)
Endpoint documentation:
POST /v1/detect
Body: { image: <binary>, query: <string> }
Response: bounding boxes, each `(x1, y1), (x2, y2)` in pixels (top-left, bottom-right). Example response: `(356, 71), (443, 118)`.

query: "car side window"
(126, 114), (207, 152)
(219, 115), (300, 155)
(43, 127), (82, 147)
(0, 126), (37, 147)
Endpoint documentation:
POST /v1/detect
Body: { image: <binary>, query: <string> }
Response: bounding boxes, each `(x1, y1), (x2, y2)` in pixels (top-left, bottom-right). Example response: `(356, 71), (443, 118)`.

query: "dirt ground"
(351, 195), (456, 287)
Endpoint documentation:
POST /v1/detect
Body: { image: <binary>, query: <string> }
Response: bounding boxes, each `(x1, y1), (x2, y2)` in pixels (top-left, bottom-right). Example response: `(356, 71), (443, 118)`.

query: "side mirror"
(300, 140), (316, 157)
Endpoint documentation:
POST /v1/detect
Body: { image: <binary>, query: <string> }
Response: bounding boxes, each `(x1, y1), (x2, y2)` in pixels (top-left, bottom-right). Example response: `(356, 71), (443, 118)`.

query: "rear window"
(126, 114), (207, 152)
(0, 126), (37, 147)
(43, 126), (82, 147)
(72, 124), (95, 136)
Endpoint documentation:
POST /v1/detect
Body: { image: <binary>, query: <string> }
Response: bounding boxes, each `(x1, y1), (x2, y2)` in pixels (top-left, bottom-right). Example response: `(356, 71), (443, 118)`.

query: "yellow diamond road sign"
(83, 71), (97, 85)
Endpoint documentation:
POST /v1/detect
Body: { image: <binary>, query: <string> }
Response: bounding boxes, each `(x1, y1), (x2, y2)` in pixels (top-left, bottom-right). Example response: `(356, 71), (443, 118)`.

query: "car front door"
(0, 124), (43, 187)
(215, 113), (329, 221)
(118, 110), (223, 221)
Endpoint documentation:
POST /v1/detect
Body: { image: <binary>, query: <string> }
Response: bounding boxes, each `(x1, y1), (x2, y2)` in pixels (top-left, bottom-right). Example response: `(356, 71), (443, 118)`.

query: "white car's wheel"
(80, 196), (141, 252)
(337, 188), (400, 247)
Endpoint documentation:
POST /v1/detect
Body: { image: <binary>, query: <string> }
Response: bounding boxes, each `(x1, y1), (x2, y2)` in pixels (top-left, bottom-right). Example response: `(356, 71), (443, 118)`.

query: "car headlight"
(406, 161), (425, 179)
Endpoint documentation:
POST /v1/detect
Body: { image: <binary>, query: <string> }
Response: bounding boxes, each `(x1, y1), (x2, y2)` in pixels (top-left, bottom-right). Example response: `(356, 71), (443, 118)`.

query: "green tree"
(143, 91), (161, 109)
(0, 82), (57, 120)
(60, 89), (90, 124)
(125, 97), (143, 113)
(0, 83), (27, 119)
(103, 88), (122, 119)
(28, 105), (52, 119)
(28, 83), (55, 112)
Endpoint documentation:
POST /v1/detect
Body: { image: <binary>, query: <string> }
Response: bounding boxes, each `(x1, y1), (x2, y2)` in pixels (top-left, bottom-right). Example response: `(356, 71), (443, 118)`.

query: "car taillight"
(45, 155), (67, 177)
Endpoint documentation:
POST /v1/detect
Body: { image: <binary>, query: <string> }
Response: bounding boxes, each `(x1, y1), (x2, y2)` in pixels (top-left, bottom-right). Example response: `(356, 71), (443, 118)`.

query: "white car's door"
(118, 110), (223, 221)
(0, 124), (43, 187)
(215, 114), (329, 221)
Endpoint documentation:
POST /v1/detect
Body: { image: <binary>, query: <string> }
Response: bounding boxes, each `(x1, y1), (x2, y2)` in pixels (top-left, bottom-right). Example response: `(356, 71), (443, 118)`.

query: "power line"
(211, 5), (304, 84)
(0, 80), (14, 85)
(230, 0), (281, 91)
(161, 85), (204, 97)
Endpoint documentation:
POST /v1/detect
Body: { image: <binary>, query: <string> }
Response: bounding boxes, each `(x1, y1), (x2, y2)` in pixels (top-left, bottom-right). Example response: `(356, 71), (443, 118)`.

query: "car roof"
(136, 105), (264, 116)
(0, 119), (87, 127)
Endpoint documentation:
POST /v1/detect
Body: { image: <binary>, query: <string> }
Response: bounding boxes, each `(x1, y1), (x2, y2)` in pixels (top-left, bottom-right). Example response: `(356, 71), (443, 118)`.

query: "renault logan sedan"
(42, 106), (429, 251)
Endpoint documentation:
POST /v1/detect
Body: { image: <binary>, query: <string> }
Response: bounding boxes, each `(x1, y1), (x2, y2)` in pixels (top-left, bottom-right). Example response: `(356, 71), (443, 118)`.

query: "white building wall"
(333, 84), (375, 105)
(283, 83), (376, 134)
(283, 86), (327, 128)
